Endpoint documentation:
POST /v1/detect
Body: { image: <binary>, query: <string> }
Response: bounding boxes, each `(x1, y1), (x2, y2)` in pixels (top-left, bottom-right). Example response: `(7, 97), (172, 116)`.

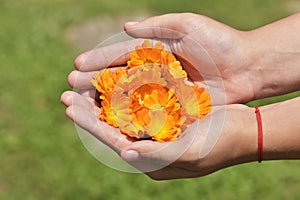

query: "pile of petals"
(91, 40), (211, 142)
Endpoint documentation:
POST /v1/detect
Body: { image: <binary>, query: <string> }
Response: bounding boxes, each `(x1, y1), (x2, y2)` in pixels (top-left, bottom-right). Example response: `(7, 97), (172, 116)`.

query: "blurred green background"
(1, 0), (300, 199)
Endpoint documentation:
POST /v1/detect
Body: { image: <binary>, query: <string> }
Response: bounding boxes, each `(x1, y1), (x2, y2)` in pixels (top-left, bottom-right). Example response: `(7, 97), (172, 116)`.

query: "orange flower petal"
(91, 40), (211, 142)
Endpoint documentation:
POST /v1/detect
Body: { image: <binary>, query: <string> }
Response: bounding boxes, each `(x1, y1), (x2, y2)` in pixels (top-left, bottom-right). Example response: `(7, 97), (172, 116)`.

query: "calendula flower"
(117, 63), (167, 95)
(127, 40), (187, 80)
(151, 112), (183, 142)
(91, 68), (126, 100)
(128, 84), (183, 142)
(177, 83), (211, 127)
(91, 40), (212, 142)
(127, 40), (162, 67)
(112, 65), (183, 141)
(99, 92), (130, 128)
(160, 51), (187, 79)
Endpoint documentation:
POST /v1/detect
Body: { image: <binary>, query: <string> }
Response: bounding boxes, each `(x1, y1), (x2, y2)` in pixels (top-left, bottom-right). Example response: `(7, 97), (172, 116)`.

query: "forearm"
(245, 13), (300, 99)
(241, 96), (300, 163)
(258, 97), (300, 160)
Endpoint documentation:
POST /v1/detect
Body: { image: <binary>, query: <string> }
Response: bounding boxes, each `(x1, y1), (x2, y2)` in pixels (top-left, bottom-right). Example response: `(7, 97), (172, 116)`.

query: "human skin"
(71, 13), (300, 104)
(61, 91), (300, 180)
(61, 13), (300, 180)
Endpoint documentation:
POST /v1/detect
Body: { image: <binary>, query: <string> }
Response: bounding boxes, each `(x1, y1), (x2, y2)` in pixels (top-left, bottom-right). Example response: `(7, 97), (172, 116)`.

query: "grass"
(0, 0), (299, 199)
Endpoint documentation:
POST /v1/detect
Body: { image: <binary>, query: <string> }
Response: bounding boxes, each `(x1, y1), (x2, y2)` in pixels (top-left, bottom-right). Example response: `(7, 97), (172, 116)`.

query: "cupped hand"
(119, 104), (257, 180)
(61, 90), (256, 180)
(62, 13), (261, 180)
(124, 13), (257, 104)
(71, 13), (256, 105)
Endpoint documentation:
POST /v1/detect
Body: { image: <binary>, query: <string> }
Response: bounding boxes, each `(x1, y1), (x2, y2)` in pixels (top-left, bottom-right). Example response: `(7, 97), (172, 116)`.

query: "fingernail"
(125, 21), (139, 27)
(123, 150), (139, 161)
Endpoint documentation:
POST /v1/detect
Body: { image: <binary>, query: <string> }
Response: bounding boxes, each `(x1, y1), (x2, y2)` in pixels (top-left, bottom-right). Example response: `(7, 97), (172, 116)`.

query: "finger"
(124, 13), (202, 39)
(61, 90), (73, 107)
(74, 38), (145, 71)
(69, 66), (128, 90)
(121, 140), (171, 172)
(78, 89), (97, 99)
(68, 70), (97, 89)
(66, 104), (132, 153)
(61, 91), (96, 112)
(121, 121), (200, 172)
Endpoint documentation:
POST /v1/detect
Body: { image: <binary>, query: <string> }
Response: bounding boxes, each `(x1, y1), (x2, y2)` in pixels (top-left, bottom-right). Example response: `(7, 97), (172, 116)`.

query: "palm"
(124, 13), (255, 104)
(165, 26), (252, 104)
(61, 90), (251, 179)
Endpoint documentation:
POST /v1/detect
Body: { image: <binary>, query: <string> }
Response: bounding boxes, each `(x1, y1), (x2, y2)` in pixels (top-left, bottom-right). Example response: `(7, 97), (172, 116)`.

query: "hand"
(62, 13), (300, 180)
(124, 13), (300, 103)
(124, 13), (255, 104)
(70, 13), (300, 105)
(71, 13), (256, 105)
(61, 90), (257, 180)
(119, 104), (257, 180)
(64, 13), (257, 179)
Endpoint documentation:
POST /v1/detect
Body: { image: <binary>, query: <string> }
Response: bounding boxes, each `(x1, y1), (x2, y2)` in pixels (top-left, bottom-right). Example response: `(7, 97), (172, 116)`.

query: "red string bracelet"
(254, 106), (263, 163)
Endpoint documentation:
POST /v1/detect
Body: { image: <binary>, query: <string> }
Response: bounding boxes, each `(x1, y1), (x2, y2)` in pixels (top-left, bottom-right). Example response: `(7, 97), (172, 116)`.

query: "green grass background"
(1, 0), (299, 199)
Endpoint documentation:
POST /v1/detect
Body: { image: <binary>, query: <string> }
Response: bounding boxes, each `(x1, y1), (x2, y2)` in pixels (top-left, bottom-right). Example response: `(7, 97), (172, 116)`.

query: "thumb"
(120, 121), (200, 172)
(124, 13), (199, 39)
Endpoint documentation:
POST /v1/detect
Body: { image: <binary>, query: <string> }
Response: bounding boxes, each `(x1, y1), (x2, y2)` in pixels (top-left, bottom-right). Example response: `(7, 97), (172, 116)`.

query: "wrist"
(213, 105), (258, 167)
(235, 105), (258, 163)
(259, 98), (300, 160)
(241, 18), (300, 100)
(195, 105), (258, 172)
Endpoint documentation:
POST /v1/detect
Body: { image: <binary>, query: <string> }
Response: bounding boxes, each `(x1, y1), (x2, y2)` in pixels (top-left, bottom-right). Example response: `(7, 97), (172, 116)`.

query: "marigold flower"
(127, 40), (187, 80)
(176, 83), (211, 128)
(117, 63), (167, 95)
(91, 40), (212, 142)
(100, 92), (130, 128)
(91, 68), (126, 100)
(127, 40), (162, 67)
(128, 84), (183, 142)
